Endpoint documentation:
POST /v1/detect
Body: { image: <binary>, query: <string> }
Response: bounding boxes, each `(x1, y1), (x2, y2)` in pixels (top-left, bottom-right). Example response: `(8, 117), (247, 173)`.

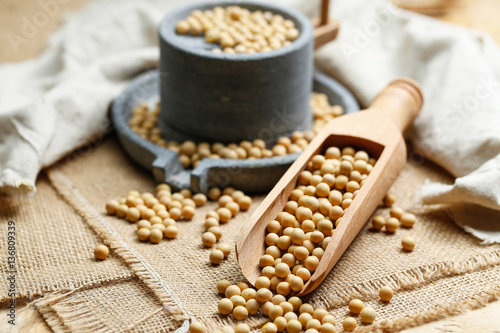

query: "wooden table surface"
(0, 0), (499, 332)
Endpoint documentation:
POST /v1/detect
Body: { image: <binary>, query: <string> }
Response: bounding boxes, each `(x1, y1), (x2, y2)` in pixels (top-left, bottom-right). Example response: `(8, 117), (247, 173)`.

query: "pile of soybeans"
(102, 142), (418, 332)
(175, 6), (300, 54)
(129, 92), (343, 168)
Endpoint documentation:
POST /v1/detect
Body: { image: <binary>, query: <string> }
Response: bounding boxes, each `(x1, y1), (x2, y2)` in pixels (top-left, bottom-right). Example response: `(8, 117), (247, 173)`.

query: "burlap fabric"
(1, 1), (500, 332)
(0, 0), (90, 64)
(0, 170), (132, 301)
(1, 135), (499, 332)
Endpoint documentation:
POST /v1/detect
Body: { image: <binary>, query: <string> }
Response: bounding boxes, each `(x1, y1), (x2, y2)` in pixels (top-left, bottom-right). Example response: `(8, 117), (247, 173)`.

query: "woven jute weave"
(1, 2), (500, 331)
(1, 136), (498, 332)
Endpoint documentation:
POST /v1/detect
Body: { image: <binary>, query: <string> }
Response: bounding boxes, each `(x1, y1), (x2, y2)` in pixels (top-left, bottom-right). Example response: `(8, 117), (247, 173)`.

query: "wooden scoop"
(236, 78), (423, 296)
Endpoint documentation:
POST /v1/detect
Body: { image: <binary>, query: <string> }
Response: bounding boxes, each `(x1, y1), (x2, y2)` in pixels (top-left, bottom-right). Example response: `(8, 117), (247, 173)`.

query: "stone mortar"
(158, 0), (314, 145)
(112, 70), (359, 193)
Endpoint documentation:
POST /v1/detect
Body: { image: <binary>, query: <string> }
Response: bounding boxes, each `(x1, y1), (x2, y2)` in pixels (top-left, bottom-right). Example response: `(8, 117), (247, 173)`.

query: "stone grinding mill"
(112, 0), (360, 193)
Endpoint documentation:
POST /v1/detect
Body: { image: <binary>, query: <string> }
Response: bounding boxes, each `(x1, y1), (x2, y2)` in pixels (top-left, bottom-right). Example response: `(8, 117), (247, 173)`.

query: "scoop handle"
(369, 78), (424, 132)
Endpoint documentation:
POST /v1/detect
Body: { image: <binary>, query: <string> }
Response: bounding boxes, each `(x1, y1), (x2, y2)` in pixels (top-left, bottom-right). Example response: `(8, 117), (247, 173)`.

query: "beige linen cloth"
(1, 0), (500, 242)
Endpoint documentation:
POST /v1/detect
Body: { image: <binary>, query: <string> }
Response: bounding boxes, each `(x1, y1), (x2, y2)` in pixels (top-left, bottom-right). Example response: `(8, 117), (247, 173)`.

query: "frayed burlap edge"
(235, 255), (500, 332)
(42, 167), (500, 333)
(356, 285), (500, 332)
(44, 168), (192, 332)
(0, 272), (133, 304)
(34, 277), (190, 333)
(308, 249), (500, 309)
(35, 281), (132, 333)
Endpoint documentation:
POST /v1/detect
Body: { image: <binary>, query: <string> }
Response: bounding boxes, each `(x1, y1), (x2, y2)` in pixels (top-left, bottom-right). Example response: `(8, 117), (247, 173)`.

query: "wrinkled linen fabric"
(315, 0), (500, 243)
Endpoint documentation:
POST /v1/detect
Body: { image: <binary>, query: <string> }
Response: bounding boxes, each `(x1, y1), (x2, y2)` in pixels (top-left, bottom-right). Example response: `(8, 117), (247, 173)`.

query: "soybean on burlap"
(1, 0), (499, 331)
(1, 136), (499, 332)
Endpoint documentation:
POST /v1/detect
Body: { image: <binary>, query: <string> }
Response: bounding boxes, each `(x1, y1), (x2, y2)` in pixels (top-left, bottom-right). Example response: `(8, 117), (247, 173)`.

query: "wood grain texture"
(396, 0), (500, 46)
(395, 0), (458, 15)
(403, 300), (500, 333)
(236, 78), (423, 295)
(312, 16), (339, 50)
(312, 0), (338, 50)
(0, 300), (51, 333)
(320, 0), (330, 26)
